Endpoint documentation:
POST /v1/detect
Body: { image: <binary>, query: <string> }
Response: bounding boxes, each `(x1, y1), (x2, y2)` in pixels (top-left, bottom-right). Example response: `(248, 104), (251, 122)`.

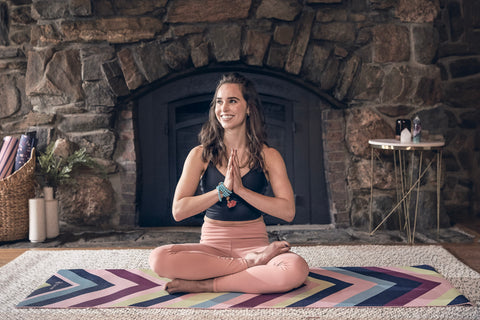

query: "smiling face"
(214, 83), (249, 130)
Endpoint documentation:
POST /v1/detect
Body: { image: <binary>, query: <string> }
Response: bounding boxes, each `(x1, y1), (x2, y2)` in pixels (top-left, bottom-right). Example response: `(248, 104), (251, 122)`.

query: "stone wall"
(436, 0), (480, 220)
(0, 0), (478, 230)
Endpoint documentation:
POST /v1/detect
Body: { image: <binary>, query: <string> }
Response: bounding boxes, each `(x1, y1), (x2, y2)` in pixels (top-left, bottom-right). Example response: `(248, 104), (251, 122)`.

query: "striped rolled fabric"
(14, 132), (36, 171)
(0, 136), (19, 180)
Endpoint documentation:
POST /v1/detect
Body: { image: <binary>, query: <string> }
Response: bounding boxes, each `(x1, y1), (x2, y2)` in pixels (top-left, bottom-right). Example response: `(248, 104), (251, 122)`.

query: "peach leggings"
(148, 217), (310, 294)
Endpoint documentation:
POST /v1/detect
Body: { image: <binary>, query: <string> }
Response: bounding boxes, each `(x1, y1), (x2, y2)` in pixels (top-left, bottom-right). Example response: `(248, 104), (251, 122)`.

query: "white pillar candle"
(29, 198), (46, 243)
(45, 199), (59, 239)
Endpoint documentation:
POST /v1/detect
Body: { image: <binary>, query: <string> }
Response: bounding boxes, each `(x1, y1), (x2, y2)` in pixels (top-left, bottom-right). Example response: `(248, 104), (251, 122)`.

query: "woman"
(149, 73), (309, 294)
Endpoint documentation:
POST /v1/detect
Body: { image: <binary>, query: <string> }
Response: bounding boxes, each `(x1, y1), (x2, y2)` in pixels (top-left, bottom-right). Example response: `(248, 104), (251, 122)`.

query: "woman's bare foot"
(244, 241), (291, 268)
(165, 278), (214, 294)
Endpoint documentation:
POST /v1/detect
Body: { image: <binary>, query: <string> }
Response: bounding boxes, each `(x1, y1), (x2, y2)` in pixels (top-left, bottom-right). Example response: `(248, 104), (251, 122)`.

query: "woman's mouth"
(221, 114), (234, 120)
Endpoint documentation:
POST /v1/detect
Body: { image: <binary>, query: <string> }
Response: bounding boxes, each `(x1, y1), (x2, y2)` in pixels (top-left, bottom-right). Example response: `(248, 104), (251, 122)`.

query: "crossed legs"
(149, 241), (309, 294)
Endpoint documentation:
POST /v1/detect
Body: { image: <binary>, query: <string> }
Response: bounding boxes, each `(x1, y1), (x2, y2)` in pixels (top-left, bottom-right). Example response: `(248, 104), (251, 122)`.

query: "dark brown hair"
(199, 73), (267, 172)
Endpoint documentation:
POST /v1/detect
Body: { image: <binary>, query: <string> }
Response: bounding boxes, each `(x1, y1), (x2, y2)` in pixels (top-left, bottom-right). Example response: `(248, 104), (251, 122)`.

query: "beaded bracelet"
(216, 182), (232, 200)
(216, 182), (237, 208)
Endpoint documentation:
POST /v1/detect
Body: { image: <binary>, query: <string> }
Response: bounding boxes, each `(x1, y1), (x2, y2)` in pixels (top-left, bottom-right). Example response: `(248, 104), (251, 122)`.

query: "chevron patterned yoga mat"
(16, 265), (470, 309)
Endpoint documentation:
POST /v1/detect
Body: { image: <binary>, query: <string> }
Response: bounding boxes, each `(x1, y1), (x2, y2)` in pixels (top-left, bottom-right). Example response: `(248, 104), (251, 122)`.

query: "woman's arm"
(171, 146), (218, 222)
(233, 147), (295, 222)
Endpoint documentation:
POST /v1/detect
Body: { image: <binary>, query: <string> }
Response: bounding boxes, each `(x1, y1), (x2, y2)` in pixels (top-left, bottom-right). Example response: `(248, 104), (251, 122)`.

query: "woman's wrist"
(215, 182), (237, 208)
(233, 185), (247, 198)
(216, 182), (232, 201)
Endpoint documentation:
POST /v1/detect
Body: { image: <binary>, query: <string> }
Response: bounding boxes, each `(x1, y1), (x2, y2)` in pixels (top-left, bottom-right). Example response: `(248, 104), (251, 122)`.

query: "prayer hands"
(224, 149), (243, 193)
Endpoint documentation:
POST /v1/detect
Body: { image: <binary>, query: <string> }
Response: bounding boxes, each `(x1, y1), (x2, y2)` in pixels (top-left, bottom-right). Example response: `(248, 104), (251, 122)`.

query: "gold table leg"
(370, 156), (435, 240)
(437, 150), (442, 239)
(412, 151), (423, 244)
(369, 147), (374, 233)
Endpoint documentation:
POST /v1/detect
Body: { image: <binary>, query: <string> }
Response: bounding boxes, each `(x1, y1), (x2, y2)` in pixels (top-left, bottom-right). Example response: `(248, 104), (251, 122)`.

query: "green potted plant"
(36, 140), (99, 193)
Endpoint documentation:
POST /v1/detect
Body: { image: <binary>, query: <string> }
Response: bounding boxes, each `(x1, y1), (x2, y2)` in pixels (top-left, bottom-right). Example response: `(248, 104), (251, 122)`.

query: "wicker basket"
(0, 148), (36, 242)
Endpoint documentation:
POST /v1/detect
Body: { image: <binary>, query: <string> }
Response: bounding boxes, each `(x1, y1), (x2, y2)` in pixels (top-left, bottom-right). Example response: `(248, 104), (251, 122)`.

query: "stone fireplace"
(0, 0), (478, 231)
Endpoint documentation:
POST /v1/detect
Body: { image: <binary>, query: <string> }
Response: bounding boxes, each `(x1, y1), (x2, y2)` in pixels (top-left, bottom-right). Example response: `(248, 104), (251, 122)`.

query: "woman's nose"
(221, 103), (230, 112)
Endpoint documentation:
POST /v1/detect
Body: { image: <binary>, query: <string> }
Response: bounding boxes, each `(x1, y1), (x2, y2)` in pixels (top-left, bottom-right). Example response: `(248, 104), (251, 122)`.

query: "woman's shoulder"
(186, 145), (208, 170)
(190, 145), (204, 157)
(261, 145), (286, 180)
(262, 145), (285, 168)
(262, 144), (282, 160)
(189, 145), (208, 162)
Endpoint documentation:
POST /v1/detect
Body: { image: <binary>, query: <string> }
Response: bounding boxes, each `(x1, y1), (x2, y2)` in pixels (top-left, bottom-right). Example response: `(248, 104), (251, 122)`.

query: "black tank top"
(200, 163), (268, 221)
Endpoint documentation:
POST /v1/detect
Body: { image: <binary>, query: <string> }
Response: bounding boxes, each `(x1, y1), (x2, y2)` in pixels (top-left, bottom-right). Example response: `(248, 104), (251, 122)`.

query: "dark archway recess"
(137, 70), (331, 227)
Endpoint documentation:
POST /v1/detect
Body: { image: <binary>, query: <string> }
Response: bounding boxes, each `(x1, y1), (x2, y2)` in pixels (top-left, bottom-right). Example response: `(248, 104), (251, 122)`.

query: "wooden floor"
(1, 225), (479, 272)
(443, 218), (480, 273)
(0, 248), (27, 267)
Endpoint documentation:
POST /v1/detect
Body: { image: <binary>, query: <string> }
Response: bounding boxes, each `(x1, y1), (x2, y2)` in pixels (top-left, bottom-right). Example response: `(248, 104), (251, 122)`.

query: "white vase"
(29, 198), (46, 243)
(45, 199), (59, 239)
(43, 186), (54, 200)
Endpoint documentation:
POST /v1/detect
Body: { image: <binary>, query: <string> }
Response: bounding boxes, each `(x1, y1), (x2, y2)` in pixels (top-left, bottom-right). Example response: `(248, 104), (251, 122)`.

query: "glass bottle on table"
(412, 116), (421, 143)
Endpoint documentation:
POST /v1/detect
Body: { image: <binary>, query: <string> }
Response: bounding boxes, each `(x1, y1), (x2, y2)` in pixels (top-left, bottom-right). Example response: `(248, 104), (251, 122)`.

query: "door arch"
(137, 70), (330, 226)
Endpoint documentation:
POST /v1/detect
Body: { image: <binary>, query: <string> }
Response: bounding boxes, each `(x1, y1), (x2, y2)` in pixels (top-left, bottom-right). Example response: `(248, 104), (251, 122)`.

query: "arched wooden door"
(137, 71), (330, 226)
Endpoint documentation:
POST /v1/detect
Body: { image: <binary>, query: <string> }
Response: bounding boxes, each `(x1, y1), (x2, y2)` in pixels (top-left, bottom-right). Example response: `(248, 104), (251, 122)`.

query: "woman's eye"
(229, 99), (237, 104)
